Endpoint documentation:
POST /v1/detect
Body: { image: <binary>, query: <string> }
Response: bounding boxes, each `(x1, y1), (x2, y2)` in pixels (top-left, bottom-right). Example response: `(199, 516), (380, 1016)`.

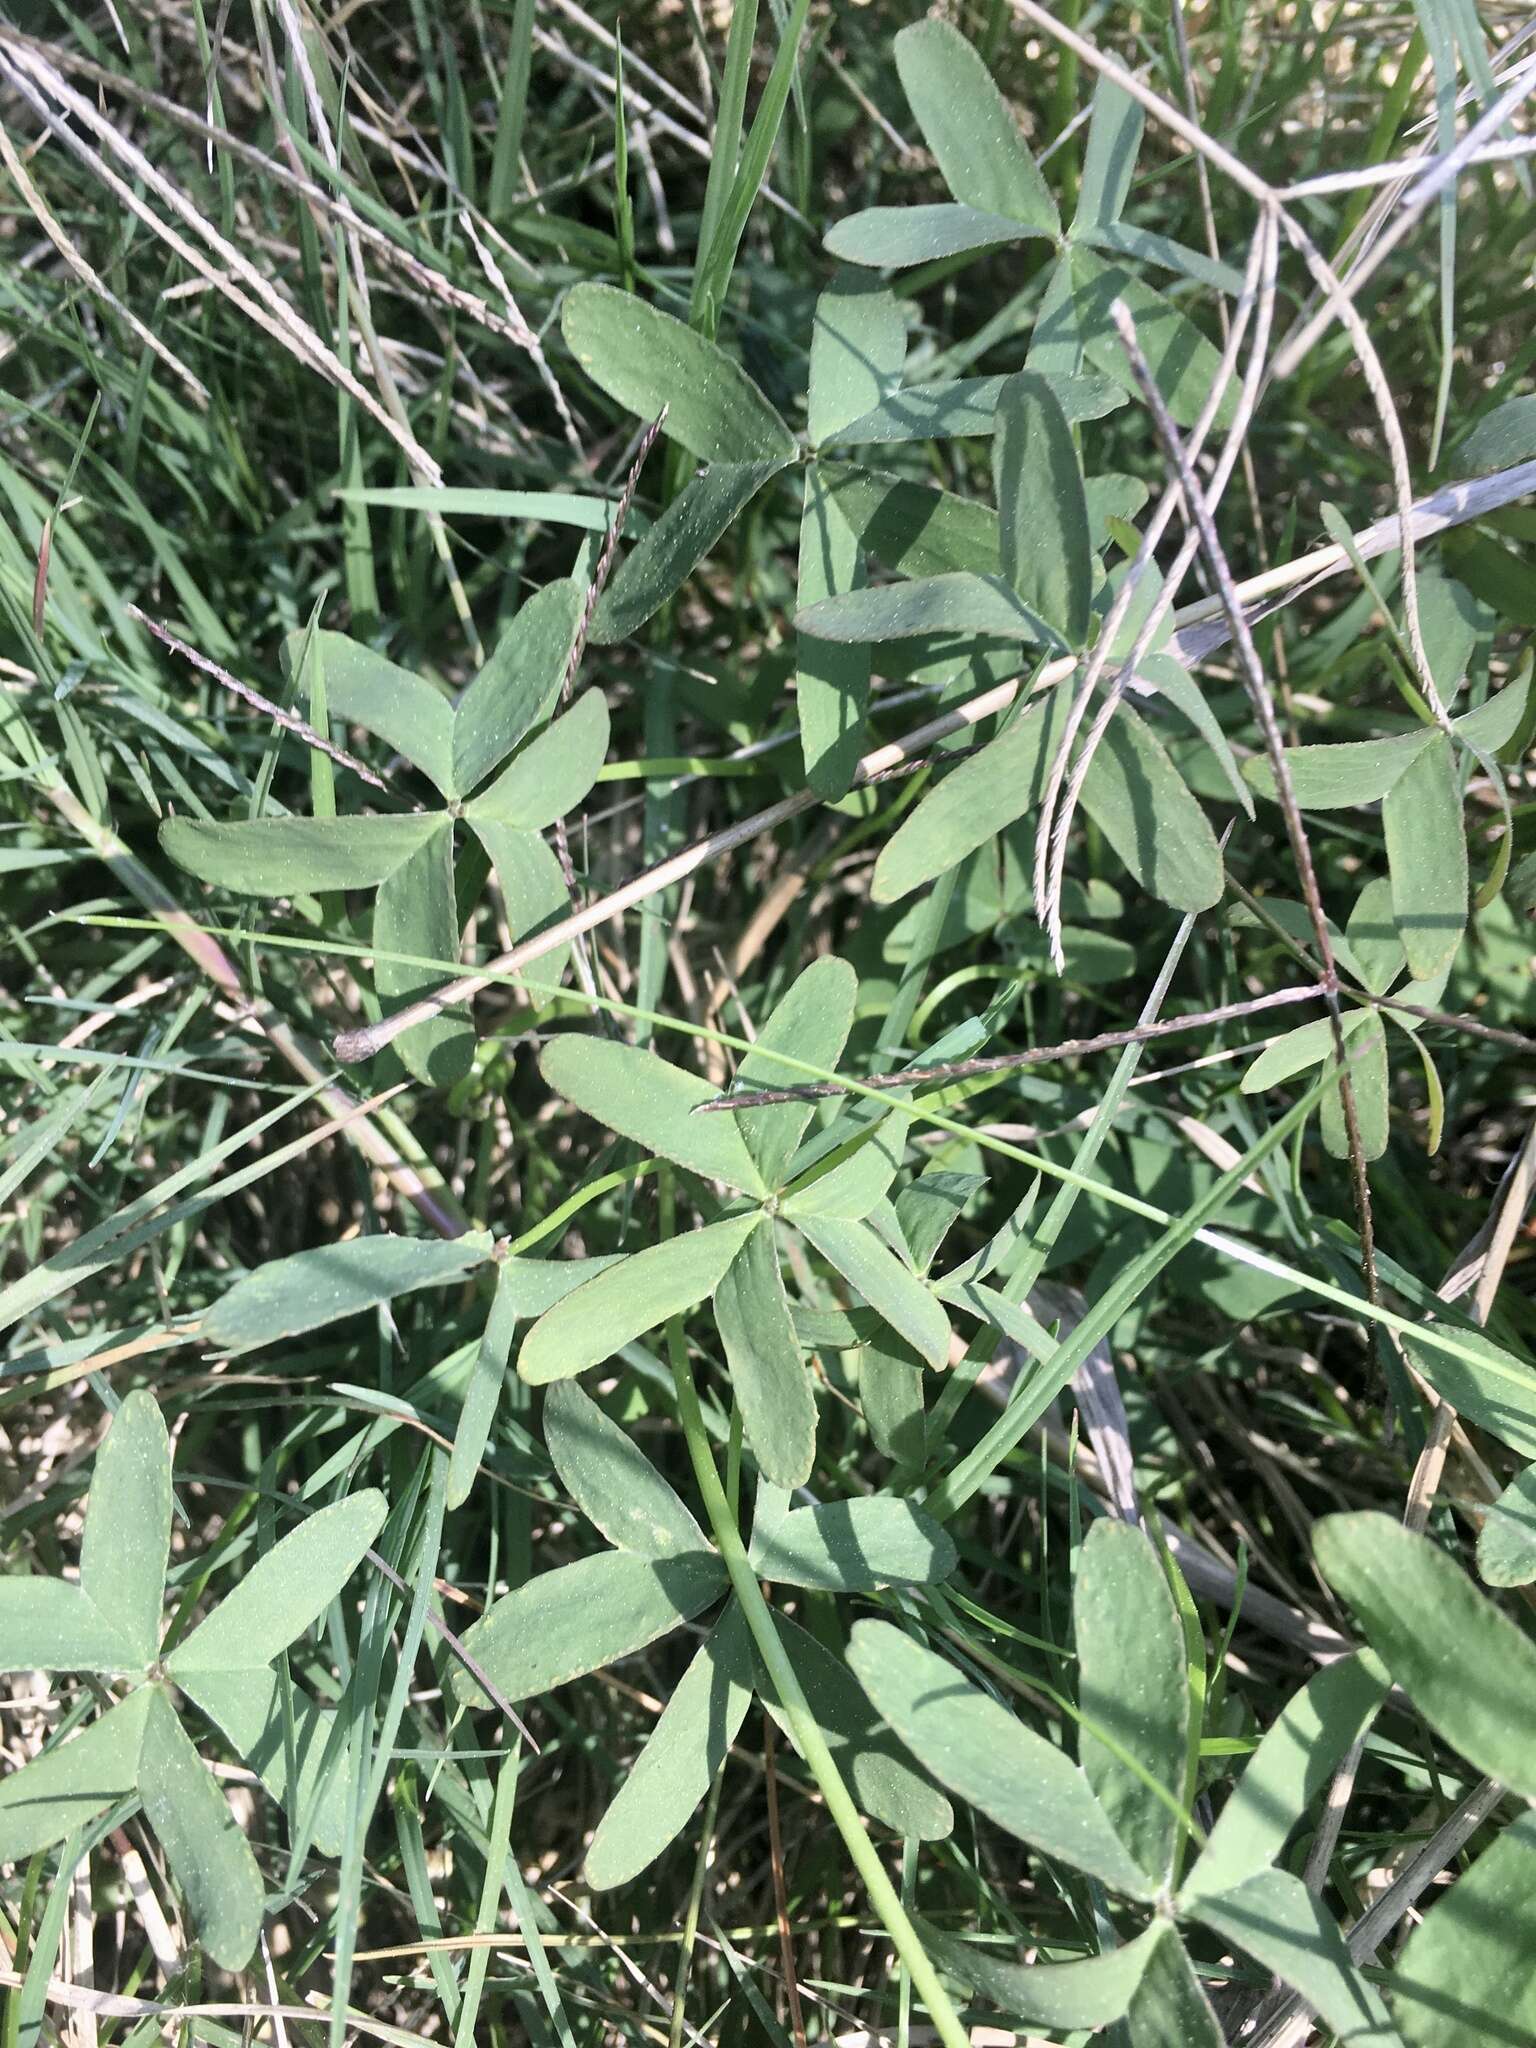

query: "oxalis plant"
(8, 5), (1536, 2047)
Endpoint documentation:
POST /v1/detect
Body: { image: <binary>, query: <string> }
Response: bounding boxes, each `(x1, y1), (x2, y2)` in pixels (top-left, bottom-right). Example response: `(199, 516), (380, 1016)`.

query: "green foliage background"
(2, 3), (1535, 2044)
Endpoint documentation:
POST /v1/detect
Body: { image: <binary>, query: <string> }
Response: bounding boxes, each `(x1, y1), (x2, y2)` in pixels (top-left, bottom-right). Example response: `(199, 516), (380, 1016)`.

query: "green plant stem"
(659, 1203), (968, 2048)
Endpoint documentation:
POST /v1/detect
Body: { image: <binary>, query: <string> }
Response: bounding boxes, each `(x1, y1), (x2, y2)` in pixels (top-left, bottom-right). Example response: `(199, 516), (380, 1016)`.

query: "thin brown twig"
(1108, 299), (1382, 1309)
(127, 607), (389, 791)
(693, 984), (1330, 1111)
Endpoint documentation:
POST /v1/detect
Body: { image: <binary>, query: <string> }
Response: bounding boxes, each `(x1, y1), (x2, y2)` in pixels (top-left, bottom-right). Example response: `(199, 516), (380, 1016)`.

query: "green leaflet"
(373, 818), (475, 1087)
(1319, 1015), (1389, 1161)
(451, 1547), (727, 1707)
(1243, 665), (1532, 806)
(1383, 732), (1467, 978)
(872, 689), (1057, 904)
(1071, 75), (1144, 234)
(1399, 1322), (1536, 1464)
(0, 1581), (141, 1674)
(1314, 1512), (1536, 1796)
(807, 278), (905, 448)
(543, 1380), (710, 1558)
(797, 569), (1056, 646)
(1389, 1809), (1536, 2048)
(781, 1097), (913, 1223)
(1074, 1519), (1188, 1888)
(138, 1689), (266, 1972)
(731, 954), (858, 1190)
(585, 1600), (756, 1890)
(167, 1490), (387, 1674)
(848, 1619), (1154, 1895)
(1121, 1923), (1223, 2047)
(592, 460), (789, 644)
(996, 371), (1093, 648)
(465, 689), (610, 832)
(451, 579), (581, 797)
(177, 1666), (352, 1860)
(892, 19), (1057, 232)
(539, 1035), (767, 1194)
(1083, 700), (1226, 915)
(1186, 1868), (1399, 2048)
(713, 1219), (817, 1488)
(915, 1917), (1168, 2029)
(821, 463), (999, 577)
(447, 1255), (522, 1511)
(794, 1215), (952, 1369)
(284, 630), (454, 794)
(1451, 393), (1536, 477)
(760, 1613), (953, 1842)
(860, 1338), (927, 1469)
(1074, 251), (1238, 431)
(160, 812), (443, 896)
(468, 821), (573, 996)
(1185, 1652), (1388, 1899)
(560, 283), (795, 464)
(0, 1687), (152, 1863)
(824, 202), (1046, 269)
(838, 371), (1125, 444)
(748, 1490), (956, 1592)
(80, 1388), (170, 1664)
(517, 1214), (761, 1384)
(1477, 1465), (1536, 1587)
(203, 1232), (495, 1352)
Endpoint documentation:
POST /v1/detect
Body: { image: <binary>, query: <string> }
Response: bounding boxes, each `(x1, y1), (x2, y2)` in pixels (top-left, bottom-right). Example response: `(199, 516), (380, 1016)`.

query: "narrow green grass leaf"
(373, 819), (475, 1088)
(451, 579), (581, 797)
(713, 1219), (817, 1487)
(893, 19), (1057, 231)
(794, 1216), (951, 1369)
(282, 632), (454, 794)
(1313, 1512), (1536, 1795)
(1389, 1809), (1536, 2048)
(585, 1599), (755, 1890)
(203, 1233), (494, 1352)
(592, 461), (787, 644)
(447, 1256), (520, 1512)
(138, 1689), (265, 1971)
(561, 284), (796, 463)
(825, 203), (1047, 269)
(0, 1688), (152, 1863)
(1074, 1519), (1188, 1888)
(539, 1036), (767, 1194)
(544, 1380), (709, 1557)
(465, 689), (610, 831)
(1383, 732), (1468, 978)
(761, 1613), (953, 1841)
(996, 370), (1093, 647)
(80, 1389), (170, 1664)
(749, 1494), (956, 1591)
(518, 1214), (760, 1384)
(451, 1548), (727, 1707)
(847, 1620), (1154, 1893)
(333, 487), (610, 529)
(160, 813), (443, 897)
(168, 1490), (387, 1673)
